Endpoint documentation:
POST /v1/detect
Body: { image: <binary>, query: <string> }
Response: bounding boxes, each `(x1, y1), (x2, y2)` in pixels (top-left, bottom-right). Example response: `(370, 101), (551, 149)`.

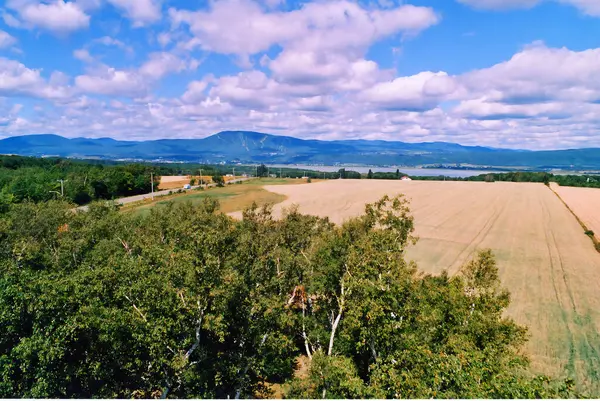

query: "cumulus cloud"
(5, 0), (90, 34)
(169, 0), (438, 55)
(105, 0), (162, 26)
(460, 43), (600, 105)
(75, 52), (198, 97)
(361, 72), (460, 111)
(75, 67), (147, 97)
(0, 57), (73, 99)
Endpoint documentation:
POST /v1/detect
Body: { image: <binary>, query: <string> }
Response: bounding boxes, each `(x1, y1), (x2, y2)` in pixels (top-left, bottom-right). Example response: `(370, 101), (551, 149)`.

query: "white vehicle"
(183, 184), (192, 189)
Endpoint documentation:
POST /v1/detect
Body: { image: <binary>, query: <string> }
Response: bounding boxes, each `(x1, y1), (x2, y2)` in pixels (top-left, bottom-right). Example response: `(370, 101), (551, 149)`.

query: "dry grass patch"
(128, 178), (309, 218)
(261, 179), (600, 393)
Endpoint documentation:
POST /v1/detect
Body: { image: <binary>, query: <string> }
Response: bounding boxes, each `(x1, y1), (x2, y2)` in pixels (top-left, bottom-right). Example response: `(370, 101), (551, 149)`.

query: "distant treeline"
(364, 169), (600, 188)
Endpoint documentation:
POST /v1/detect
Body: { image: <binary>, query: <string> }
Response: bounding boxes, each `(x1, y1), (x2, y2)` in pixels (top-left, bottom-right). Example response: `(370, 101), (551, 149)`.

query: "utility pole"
(200, 169), (203, 186)
(233, 168), (235, 180)
(280, 168), (282, 179)
(150, 173), (154, 200)
(268, 166), (270, 177)
(256, 164), (258, 178)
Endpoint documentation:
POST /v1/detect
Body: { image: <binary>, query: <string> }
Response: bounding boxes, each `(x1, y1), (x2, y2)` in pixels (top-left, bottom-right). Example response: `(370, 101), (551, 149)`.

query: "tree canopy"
(0, 196), (578, 398)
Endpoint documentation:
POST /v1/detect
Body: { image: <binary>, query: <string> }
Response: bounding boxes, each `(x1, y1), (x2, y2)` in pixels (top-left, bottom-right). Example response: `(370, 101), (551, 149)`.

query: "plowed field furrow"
(260, 179), (600, 393)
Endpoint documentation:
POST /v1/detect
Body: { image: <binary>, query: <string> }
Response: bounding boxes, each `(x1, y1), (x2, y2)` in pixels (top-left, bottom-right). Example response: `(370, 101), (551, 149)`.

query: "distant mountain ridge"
(1, 131), (600, 170)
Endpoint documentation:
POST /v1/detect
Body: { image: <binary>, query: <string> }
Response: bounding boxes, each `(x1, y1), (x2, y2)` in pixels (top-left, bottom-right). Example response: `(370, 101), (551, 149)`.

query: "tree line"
(0, 156), (162, 208)
(364, 168), (600, 188)
(0, 196), (579, 398)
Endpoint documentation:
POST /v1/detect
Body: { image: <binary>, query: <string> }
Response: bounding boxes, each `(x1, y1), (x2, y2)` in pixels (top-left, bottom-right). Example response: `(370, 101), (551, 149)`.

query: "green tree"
(257, 164), (268, 178)
(212, 174), (225, 187)
(367, 169), (373, 179)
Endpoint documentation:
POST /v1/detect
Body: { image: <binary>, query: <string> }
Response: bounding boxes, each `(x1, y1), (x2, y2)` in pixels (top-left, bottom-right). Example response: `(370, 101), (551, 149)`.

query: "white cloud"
(460, 43), (600, 104)
(5, 0), (90, 34)
(169, 1), (437, 102)
(74, 48), (94, 63)
(181, 80), (209, 103)
(0, 30), (17, 49)
(361, 72), (459, 111)
(75, 52), (199, 97)
(75, 67), (147, 97)
(106, 0), (161, 25)
(138, 52), (199, 80)
(169, 0), (438, 55)
(0, 57), (73, 99)
(559, 0), (600, 16)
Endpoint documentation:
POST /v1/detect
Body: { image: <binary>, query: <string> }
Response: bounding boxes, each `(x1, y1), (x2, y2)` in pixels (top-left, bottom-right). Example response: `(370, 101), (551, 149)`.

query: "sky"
(0, 0), (600, 149)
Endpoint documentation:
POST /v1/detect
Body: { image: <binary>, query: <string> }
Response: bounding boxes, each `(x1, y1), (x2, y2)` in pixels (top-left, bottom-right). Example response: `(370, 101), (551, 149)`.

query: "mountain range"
(1, 131), (600, 170)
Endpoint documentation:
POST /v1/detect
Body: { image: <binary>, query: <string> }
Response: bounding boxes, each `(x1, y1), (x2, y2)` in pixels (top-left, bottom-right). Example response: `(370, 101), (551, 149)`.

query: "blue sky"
(1, 0), (600, 149)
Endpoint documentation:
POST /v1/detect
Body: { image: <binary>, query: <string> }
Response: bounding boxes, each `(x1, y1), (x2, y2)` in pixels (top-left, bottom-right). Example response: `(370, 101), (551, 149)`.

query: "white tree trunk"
(327, 280), (344, 356)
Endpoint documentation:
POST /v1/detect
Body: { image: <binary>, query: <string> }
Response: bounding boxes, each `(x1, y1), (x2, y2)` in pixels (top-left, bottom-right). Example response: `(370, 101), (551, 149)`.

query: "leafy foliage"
(0, 196), (580, 398)
(0, 156), (160, 206)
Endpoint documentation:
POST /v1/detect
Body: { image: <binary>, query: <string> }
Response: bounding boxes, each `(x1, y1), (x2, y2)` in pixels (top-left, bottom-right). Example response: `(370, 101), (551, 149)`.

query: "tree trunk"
(327, 280), (344, 356)
(234, 333), (268, 399)
(161, 304), (205, 399)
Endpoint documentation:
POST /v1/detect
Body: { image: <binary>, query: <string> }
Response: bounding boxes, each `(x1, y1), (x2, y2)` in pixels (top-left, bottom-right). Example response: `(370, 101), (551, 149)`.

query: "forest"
(0, 193), (580, 398)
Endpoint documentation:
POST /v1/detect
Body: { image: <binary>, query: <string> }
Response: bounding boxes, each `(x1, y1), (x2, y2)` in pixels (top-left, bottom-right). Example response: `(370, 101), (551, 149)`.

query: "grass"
(123, 178), (308, 218)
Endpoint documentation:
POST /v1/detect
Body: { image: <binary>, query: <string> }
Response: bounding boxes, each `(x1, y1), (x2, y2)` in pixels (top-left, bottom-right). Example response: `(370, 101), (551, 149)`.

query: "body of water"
(268, 164), (501, 178)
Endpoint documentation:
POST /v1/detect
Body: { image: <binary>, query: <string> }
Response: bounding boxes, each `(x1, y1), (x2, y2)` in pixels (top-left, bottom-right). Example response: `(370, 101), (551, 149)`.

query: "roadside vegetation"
(0, 193), (582, 398)
(0, 155), (161, 207)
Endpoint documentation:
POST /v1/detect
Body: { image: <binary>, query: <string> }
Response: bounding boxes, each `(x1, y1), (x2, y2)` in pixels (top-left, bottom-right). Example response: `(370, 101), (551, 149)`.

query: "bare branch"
(124, 295), (147, 322)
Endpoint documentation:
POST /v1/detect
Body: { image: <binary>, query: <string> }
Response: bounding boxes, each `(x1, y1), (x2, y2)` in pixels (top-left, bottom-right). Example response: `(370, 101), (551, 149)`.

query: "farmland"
(550, 183), (600, 243)
(158, 175), (237, 190)
(125, 178), (310, 217)
(257, 179), (600, 392)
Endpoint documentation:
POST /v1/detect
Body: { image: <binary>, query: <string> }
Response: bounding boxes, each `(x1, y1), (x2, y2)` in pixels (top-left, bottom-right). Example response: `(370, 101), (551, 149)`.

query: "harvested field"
(551, 183), (600, 242)
(159, 175), (192, 190)
(258, 179), (600, 393)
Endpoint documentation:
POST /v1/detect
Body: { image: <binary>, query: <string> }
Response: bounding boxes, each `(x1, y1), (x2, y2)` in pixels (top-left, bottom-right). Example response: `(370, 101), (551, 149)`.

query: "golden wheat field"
(550, 183), (600, 242)
(256, 179), (600, 392)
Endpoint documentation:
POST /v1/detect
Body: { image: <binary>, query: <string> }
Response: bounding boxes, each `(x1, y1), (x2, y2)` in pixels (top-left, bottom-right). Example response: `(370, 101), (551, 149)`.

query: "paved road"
(77, 177), (254, 212)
